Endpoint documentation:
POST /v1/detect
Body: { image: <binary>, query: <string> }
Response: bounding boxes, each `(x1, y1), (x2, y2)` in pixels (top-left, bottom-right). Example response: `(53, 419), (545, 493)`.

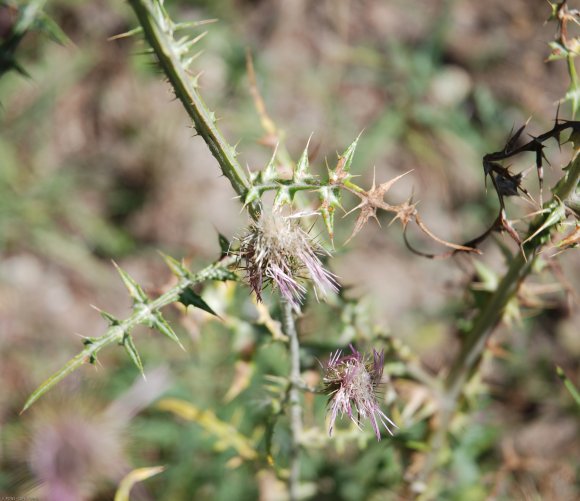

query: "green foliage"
(0, 0), (62, 78)
(557, 366), (580, 406)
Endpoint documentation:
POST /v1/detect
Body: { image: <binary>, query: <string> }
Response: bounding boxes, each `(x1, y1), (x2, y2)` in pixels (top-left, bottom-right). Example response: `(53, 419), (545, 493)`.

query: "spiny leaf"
(262, 145), (279, 182)
(557, 366), (580, 406)
(319, 185), (343, 241)
(523, 198), (567, 246)
(179, 287), (218, 317)
(150, 312), (185, 350)
(113, 261), (149, 303)
(11, 59), (30, 78)
(123, 334), (145, 377)
(243, 186), (263, 206)
(98, 308), (120, 326)
(334, 133), (361, 178)
(218, 233), (230, 256)
(294, 139), (311, 181)
(36, 12), (70, 45)
(159, 252), (190, 280)
(273, 186), (292, 207)
(472, 260), (499, 292)
(320, 201), (335, 241)
(547, 41), (569, 61)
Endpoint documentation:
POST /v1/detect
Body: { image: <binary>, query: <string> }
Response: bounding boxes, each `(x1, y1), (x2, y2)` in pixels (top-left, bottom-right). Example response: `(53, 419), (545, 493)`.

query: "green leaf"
(274, 186), (292, 207)
(243, 186), (263, 206)
(472, 260), (498, 291)
(218, 233), (230, 256)
(159, 252), (190, 280)
(123, 334), (145, 377)
(319, 185), (343, 240)
(150, 312), (185, 350)
(113, 261), (149, 303)
(523, 198), (567, 246)
(320, 202), (335, 241)
(337, 133), (361, 175)
(36, 12), (70, 45)
(547, 41), (569, 62)
(294, 139), (311, 181)
(262, 146), (279, 182)
(11, 59), (31, 78)
(178, 287), (218, 317)
(92, 306), (120, 326)
(557, 366), (580, 406)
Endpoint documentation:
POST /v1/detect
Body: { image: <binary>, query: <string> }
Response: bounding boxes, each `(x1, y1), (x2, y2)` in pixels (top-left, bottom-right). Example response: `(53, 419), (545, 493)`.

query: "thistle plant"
(13, 1), (580, 500)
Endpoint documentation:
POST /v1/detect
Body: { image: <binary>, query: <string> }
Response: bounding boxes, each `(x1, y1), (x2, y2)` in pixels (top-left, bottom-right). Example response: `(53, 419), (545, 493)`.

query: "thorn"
(108, 28), (143, 41)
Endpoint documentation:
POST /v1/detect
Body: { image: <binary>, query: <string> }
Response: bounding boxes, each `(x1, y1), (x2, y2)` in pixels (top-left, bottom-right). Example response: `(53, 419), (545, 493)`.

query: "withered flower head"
(323, 345), (396, 441)
(238, 210), (338, 310)
(28, 403), (125, 501)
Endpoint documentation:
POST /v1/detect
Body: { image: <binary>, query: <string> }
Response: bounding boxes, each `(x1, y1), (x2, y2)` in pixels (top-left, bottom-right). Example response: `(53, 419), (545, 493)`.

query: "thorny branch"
(464, 114), (580, 252)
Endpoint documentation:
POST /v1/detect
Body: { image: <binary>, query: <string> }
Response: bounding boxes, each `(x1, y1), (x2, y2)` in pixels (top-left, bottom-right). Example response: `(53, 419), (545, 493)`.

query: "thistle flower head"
(26, 369), (169, 501)
(323, 345), (397, 441)
(27, 402), (126, 501)
(238, 210), (338, 310)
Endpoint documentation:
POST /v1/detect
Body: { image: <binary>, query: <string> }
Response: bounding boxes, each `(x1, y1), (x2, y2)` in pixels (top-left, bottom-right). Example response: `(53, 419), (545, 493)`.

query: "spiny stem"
(21, 258), (234, 413)
(417, 150), (580, 490)
(281, 300), (303, 501)
(416, 251), (535, 492)
(127, 0), (260, 218)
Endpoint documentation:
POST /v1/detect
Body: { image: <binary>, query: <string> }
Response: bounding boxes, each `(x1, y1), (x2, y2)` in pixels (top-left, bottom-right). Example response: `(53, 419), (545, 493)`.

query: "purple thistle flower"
(238, 210), (338, 310)
(323, 345), (397, 441)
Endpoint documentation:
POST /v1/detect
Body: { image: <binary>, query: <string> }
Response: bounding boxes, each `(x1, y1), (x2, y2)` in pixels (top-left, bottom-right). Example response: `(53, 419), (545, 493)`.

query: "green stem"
(567, 53), (578, 88)
(416, 151), (580, 491)
(281, 300), (303, 501)
(127, 0), (260, 218)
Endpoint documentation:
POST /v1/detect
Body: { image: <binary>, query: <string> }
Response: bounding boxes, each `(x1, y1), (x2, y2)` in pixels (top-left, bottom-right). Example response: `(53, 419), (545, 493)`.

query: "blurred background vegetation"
(0, 0), (578, 499)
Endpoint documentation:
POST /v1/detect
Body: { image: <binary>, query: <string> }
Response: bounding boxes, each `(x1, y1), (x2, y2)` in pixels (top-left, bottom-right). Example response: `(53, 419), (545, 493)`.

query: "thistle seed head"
(323, 345), (397, 441)
(238, 210), (338, 310)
